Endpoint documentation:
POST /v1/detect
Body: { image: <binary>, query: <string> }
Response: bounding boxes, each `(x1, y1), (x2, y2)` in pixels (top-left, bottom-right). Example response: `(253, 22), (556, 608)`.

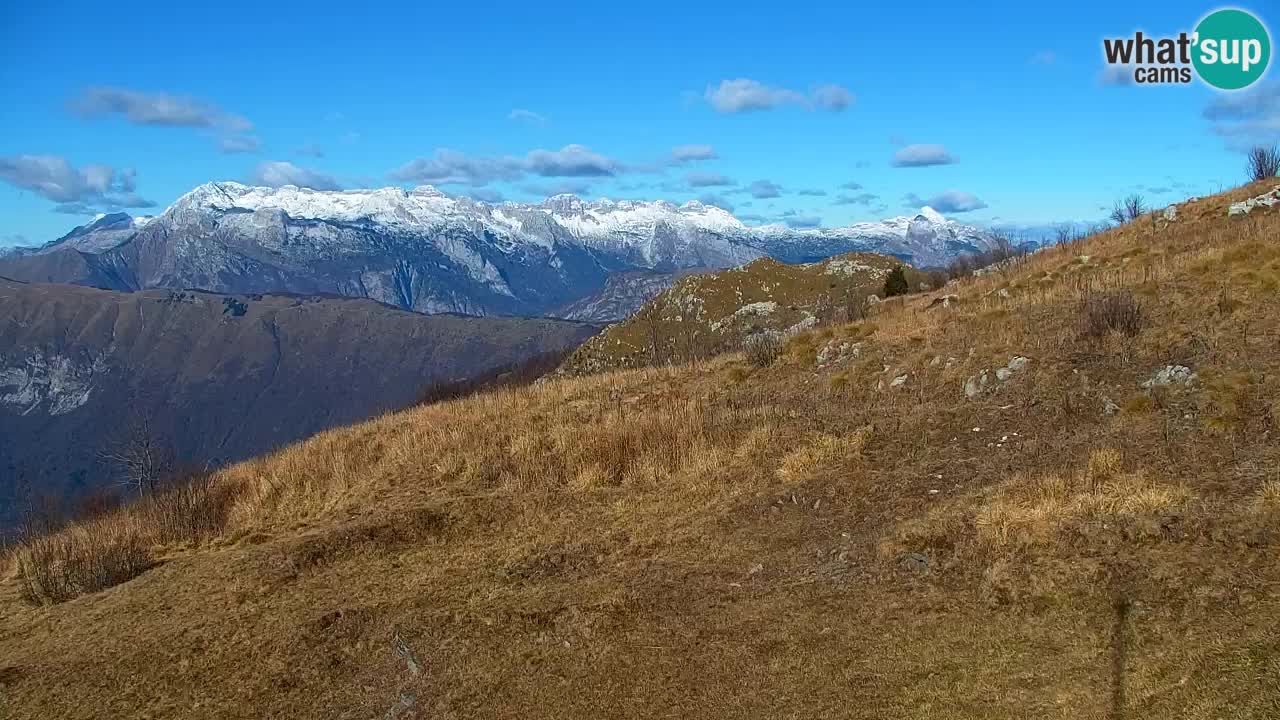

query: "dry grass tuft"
(975, 460), (1190, 551)
(15, 521), (151, 605)
(883, 449), (1194, 561)
(13, 471), (236, 604)
(1081, 290), (1143, 338)
(777, 427), (872, 484)
(1255, 481), (1280, 514)
(742, 333), (782, 367)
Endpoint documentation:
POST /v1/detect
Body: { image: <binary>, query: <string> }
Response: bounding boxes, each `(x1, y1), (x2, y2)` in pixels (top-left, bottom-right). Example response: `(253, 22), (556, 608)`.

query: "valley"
(0, 279), (595, 527)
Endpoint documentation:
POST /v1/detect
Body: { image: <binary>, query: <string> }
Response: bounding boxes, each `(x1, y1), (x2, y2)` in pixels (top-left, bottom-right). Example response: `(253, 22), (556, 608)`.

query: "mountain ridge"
(0, 279), (597, 527)
(0, 182), (1008, 317)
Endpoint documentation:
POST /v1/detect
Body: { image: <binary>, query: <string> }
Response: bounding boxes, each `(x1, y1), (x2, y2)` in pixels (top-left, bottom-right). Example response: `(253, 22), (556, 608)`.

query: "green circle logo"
(1193, 9), (1272, 90)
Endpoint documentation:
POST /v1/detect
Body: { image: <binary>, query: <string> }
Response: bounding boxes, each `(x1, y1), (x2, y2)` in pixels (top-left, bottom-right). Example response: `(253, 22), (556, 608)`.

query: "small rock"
(997, 288), (1011, 299)
(1102, 397), (1120, 416)
(890, 374), (908, 388)
(901, 552), (929, 572)
(1006, 356), (1029, 372)
(927, 294), (960, 309)
(747, 563), (764, 577)
(864, 294), (882, 306)
(995, 367), (1013, 382)
(1162, 205), (1178, 222)
(1142, 365), (1197, 389)
(964, 372), (990, 399)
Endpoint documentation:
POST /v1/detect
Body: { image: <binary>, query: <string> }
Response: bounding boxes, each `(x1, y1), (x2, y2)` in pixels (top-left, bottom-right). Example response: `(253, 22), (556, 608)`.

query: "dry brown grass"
(2, 181), (1280, 719)
(14, 520), (151, 604)
(776, 427), (872, 484)
(11, 472), (235, 604)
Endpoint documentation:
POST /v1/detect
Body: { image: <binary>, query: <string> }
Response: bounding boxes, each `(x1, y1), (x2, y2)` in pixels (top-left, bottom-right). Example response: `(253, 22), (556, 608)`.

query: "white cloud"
(0, 155), (154, 211)
(779, 209), (822, 228)
(508, 109), (548, 126)
(892, 144), (956, 167)
(686, 171), (735, 187)
(747, 180), (783, 198)
(812, 84), (854, 111)
(834, 192), (879, 206)
(697, 193), (734, 211)
(391, 144), (622, 186)
(1203, 80), (1280, 149)
(72, 86), (251, 132)
(252, 161), (342, 191)
(525, 144), (618, 177)
(669, 144), (718, 164)
(705, 79), (853, 113)
(904, 190), (988, 213)
(219, 135), (261, 154)
(390, 149), (524, 186)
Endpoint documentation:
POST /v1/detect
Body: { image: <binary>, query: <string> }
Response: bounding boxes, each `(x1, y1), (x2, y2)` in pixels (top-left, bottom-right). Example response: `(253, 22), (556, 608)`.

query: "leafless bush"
(99, 416), (176, 497)
(944, 233), (1028, 280)
(1247, 144), (1280, 182)
(12, 465), (234, 604)
(1081, 290), (1144, 338)
(1110, 194), (1146, 225)
(742, 333), (782, 367)
(15, 522), (151, 604)
(141, 469), (235, 543)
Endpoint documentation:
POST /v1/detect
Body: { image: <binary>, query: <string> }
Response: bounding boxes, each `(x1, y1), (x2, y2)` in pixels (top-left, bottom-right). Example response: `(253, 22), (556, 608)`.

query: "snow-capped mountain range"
(1, 182), (1007, 317)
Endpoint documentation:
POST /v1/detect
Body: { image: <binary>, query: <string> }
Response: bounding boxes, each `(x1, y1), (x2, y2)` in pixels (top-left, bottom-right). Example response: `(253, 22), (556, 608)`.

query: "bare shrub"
(141, 469), (235, 544)
(99, 416), (176, 497)
(1109, 194), (1146, 225)
(944, 232), (1028, 281)
(742, 333), (782, 367)
(15, 522), (151, 604)
(12, 466), (235, 605)
(1081, 290), (1144, 338)
(1247, 144), (1280, 182)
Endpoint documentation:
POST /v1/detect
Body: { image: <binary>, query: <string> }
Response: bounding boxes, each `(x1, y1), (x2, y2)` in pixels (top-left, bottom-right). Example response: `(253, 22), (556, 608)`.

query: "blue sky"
(0, 0), (1275, 246)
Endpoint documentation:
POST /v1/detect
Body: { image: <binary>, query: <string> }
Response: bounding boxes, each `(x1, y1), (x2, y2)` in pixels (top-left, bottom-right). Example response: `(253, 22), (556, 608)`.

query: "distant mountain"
(0, 278), (596, 526)
(0, 183), (1006, 317)
(554, 270), (685, 323)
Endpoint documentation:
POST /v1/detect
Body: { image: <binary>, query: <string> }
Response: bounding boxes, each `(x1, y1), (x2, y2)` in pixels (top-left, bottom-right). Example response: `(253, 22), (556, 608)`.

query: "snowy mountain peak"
(914, 206), (948, 224)
(5, 181), (1009, 317)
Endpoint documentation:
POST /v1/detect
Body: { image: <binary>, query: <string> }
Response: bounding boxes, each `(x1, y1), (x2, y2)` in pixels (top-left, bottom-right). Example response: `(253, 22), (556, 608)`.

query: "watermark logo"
(1103, 7), (1271, 90)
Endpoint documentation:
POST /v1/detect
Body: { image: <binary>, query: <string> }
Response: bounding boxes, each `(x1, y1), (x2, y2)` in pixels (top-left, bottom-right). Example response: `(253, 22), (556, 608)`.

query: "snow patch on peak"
(915, 206), (947, 224)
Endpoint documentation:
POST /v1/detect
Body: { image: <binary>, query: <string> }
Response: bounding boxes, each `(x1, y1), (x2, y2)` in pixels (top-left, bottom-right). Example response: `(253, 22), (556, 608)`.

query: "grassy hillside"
(2, 182), (1280, 719)
(560, 252), (915, 374)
